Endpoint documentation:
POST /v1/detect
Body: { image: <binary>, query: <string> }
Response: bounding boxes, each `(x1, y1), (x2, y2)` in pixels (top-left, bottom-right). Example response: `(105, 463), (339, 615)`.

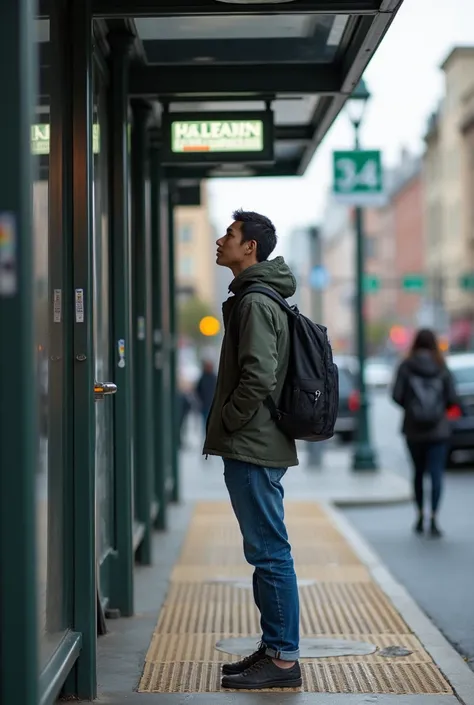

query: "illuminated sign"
(31, 124), (101, 155)
(162, 111), (274, 165)
(171, 119), (264, 154)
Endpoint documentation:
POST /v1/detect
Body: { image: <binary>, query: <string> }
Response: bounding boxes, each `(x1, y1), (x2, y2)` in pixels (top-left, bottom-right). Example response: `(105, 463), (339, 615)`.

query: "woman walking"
(392, 329), (458, 537)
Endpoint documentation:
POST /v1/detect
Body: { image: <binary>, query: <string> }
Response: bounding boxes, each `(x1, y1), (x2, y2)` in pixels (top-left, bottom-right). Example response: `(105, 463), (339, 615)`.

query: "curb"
(331, 493), (412, 507)
(324, 502), (474, 705)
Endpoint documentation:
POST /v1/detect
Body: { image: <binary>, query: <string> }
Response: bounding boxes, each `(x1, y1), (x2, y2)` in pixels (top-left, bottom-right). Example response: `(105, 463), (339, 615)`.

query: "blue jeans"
(407, 441), (448, 513)
(223, 458), (300, 661)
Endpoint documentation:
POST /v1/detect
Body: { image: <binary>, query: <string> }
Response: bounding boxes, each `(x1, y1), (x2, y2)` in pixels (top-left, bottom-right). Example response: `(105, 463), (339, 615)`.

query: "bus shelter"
(0, 1), (403, 703)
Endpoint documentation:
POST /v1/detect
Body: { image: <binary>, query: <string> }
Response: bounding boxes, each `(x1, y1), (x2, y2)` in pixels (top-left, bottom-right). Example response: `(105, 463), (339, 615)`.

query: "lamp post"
(346, 80), (378, 471)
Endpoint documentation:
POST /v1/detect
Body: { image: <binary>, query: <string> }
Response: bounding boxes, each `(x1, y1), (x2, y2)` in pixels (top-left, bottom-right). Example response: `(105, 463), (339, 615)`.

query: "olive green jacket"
(203, 257), (298, 468)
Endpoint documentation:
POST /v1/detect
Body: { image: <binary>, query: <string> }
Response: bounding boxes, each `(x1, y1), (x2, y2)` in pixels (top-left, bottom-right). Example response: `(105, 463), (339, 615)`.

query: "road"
(344, 391), (474, 668)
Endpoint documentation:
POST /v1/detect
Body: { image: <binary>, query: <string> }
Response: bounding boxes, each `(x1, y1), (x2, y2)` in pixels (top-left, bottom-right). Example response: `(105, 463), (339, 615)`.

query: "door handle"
(94, 382), (117, 401)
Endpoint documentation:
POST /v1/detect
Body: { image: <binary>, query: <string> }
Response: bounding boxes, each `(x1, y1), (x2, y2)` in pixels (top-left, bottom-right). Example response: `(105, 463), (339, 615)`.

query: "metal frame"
(130, 98), (155, 564)
(167, 184), (180, 504)
(67, 0), (97, 698)
(108, 32), (135, 616)
(164, 162), (300, 180)
(86, 0), (383, 17)
(0, 1), (38, 705)
(150, 142), (169, 530)
(128, 64), (341, 97)
(43, 0), (82, 701)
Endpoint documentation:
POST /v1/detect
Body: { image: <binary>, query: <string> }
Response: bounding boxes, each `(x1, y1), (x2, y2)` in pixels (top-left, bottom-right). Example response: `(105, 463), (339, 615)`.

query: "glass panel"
(93, 62), (114, 596)
(134, 14), (347, 42)
(169, 97), (320, 127)
(34, 18), (68, 669)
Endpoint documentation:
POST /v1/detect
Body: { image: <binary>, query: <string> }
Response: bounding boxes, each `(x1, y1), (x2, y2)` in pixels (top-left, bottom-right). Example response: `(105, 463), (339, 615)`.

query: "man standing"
(203, 210), (301, 690)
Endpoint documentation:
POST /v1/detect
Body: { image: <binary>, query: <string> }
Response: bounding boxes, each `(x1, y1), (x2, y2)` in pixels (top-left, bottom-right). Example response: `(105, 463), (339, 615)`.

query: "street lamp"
(346, 79), (378, 471)
(346, 79), (370, 149)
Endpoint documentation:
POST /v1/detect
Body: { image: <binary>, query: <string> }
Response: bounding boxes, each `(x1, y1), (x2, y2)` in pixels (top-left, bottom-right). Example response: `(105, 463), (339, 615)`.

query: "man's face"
(216, 221), (255, 269)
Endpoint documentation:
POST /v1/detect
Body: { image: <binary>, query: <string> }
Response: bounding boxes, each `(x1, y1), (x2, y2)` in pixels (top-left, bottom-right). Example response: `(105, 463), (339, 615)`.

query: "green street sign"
(364, 274), (380, 293)
(460, 273), (474, 290)
(333, 149), (384, 205)
(402, 274), (425, 292)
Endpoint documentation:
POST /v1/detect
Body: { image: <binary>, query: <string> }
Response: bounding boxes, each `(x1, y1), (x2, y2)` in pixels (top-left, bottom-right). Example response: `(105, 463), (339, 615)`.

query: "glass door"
(92, 55), (115, 608)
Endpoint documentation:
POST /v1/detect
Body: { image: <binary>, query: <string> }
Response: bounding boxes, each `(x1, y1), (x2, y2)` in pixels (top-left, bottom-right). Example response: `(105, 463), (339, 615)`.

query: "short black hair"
(233, 209), (277, 262)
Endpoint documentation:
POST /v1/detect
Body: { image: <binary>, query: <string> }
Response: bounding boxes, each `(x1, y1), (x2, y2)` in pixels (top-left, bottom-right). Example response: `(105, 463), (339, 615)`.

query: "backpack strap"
(232, 284), (296, 421)
(237, 284), (298, 317)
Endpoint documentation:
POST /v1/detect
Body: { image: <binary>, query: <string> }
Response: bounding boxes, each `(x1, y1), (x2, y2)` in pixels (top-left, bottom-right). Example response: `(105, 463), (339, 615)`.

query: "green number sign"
(460, 273), (474, 290)
(402, 274), (425, 292)
(364, 274), (380, 293)
(333, 150), (383, 205)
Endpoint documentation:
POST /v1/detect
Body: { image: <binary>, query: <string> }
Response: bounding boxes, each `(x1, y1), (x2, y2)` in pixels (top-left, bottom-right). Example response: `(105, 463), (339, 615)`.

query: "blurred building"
(283, 226), (313, 315)
(423, 47), (474, 348)
(320, 197), (354, 352)
(391, 153), (424, 323)
(175, 182), (215, 305)
(363, 202), (395, 329)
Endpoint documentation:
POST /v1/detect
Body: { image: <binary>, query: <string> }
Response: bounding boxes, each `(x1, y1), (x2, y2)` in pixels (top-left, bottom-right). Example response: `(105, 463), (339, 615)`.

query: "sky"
(207, 0), (474, 252)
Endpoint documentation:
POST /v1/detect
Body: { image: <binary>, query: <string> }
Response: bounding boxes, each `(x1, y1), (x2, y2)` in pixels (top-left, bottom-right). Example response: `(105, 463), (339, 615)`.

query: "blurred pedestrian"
(195, 360), (217, 433)
(178, 378), (192, 448)
(392, 328), (458, 537)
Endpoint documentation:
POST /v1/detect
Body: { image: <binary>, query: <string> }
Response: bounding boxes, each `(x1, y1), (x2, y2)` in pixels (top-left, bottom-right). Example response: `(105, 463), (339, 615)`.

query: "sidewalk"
(181, 420), (412, 505)
(95, 429), (474, 704)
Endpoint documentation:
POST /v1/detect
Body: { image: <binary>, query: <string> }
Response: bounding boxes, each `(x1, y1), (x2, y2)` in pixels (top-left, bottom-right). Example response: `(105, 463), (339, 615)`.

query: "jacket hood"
(405, 350), (444, 378)
(229, 256), (297, 299)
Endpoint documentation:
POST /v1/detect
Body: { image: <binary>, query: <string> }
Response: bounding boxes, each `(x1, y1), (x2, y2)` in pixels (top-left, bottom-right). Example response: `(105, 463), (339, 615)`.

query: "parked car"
(446, 353), (474, 466)
(334, 362), (360, 444)
(365, 357), (394, 390)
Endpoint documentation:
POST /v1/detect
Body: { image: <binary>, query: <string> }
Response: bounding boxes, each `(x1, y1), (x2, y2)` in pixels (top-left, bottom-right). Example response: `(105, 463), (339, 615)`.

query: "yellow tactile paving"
(138, 501), (452, 694)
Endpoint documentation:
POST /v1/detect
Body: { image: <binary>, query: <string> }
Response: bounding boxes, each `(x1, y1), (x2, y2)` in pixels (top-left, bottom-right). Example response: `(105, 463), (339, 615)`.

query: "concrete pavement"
(182, 418), (412, 505)
(92, 423), (474, 704)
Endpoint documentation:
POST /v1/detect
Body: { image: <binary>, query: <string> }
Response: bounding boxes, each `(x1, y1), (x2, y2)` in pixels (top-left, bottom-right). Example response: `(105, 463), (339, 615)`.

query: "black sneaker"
(221, 645), (266, 675)
(221, 656), (302, 690)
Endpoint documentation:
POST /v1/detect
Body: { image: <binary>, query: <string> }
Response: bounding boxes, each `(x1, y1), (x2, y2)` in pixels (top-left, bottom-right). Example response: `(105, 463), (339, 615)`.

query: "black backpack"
(405, 372), (445, 430)
(236, 285), (339, 442)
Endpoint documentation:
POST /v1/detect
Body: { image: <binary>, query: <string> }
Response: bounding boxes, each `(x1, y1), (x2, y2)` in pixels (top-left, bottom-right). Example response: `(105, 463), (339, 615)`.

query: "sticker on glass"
(75, 288), (84, 323)
(53, 289), (62, 323)
(0, 212), (17, 297)
(118, 338), (125, 368)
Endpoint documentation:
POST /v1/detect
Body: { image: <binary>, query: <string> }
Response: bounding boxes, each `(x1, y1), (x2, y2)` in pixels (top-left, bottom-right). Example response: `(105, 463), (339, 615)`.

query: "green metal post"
(352, 129), (378, 472)
(159, 181), (173, 505)
(0, 1), (38, 704)
(167, 185), (180, 503)
(49, 0), (75, 644)
(307, 226), (323, 469)
(131, 99), (154, 563)
(108, 34), (135, 615)
(66, 0), (98, 697)
(150, 142), (168, 530)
